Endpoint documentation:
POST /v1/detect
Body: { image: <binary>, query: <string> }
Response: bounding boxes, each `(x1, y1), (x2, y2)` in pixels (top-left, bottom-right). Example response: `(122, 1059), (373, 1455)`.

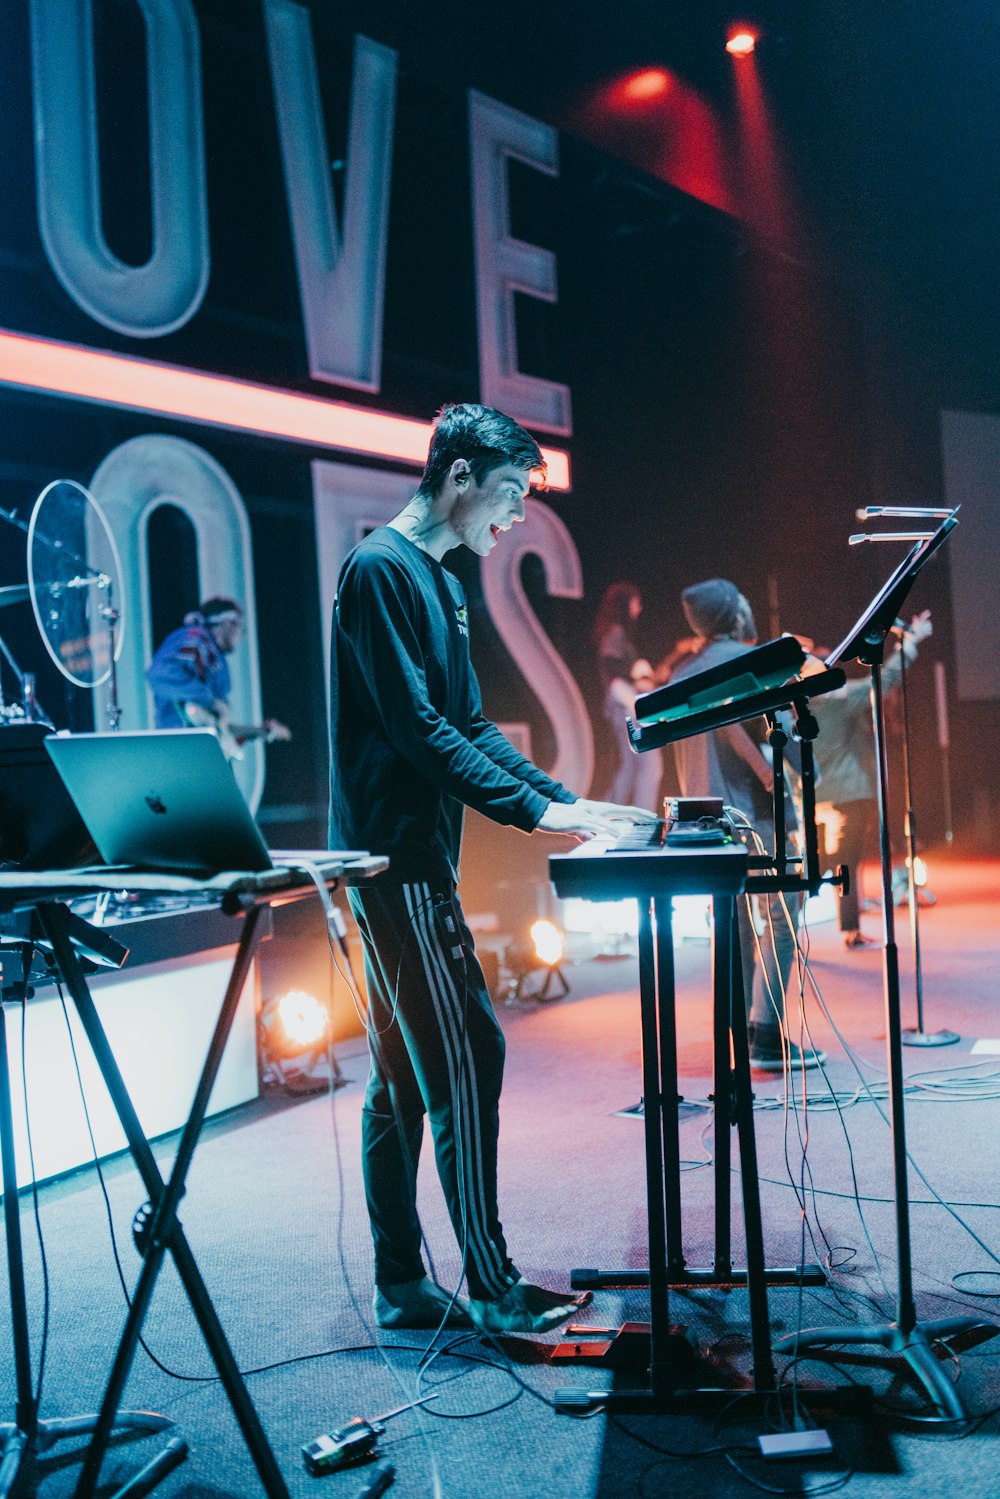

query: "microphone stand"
(774, 511), (994, 1418)
(99, 581), (122, 732)
(897, 632), (956, 1047)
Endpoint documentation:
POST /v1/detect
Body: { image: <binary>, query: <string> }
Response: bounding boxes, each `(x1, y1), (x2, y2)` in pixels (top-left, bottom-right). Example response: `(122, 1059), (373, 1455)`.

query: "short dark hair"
(417, 403), (544, 496)
(199, 596), (242, 623)
(681, 579), (746, 640)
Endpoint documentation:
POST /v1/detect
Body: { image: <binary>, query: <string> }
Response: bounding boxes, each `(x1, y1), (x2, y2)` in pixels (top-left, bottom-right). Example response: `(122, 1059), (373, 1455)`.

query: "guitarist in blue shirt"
(147, 597), (290, 760)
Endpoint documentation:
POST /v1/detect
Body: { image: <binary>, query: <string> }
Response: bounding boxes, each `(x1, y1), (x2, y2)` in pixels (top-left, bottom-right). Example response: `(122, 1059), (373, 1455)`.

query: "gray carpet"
(4, 856), (1000, 1497)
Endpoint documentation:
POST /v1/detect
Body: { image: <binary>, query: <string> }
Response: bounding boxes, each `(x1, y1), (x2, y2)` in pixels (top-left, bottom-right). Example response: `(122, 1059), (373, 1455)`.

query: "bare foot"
(374, 1277), (470, 1329)
(469, 1278), (589, 1334)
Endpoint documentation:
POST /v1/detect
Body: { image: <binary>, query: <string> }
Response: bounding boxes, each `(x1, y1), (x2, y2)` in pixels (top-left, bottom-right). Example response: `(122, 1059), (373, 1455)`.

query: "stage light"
(726, 28), (758, 57)
(892, 857), (937, 909)
(259, 989), (341, 1094)
(622, 69), (671, 102)
(530, 919), (564, 966)
(274, 990), (329, 1049)
(503, 922), (570, 1005)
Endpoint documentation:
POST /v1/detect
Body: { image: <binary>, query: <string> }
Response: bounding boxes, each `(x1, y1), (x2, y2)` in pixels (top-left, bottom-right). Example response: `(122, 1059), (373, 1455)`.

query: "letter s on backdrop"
(480, 498), (593, 795)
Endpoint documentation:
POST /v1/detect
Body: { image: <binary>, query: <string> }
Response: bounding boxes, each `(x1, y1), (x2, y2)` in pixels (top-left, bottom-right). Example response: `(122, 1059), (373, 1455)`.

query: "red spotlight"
(726, 28), (758, 57)
(622, 68), (671, 102)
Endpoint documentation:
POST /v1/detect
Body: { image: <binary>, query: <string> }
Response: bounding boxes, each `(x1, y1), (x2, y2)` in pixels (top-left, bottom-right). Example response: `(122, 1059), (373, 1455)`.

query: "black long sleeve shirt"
(328, 527), (576, 883)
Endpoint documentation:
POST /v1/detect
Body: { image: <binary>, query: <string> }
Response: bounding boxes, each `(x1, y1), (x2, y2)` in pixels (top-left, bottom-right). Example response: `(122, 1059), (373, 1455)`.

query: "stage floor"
(5, 854), (1000, 1498)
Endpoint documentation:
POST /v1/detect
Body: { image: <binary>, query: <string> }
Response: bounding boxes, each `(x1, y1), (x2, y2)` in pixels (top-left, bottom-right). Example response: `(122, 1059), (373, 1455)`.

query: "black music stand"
(0, 855), (384, 1498)
(772, 512), (997, 1418)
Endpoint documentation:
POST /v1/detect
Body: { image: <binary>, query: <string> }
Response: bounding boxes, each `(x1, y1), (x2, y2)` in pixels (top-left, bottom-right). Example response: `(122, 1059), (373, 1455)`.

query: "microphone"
(855, 505), (955, 520)
(849, 531), (935, 545)
(55, 572), (111, 590)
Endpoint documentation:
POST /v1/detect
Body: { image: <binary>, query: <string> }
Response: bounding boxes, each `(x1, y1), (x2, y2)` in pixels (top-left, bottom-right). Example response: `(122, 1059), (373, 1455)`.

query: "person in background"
(668, 577), (822, 1070)
(813, 610), (932, 947)
(329, 403), (654, 1336)
(146, 597), (290, 760)
(591, 582), (664, 810)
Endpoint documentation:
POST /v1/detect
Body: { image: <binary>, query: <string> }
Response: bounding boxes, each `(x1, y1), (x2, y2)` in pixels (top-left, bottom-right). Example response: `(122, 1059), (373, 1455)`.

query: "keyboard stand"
(0, 856), (385, 1498)
(0, 945), (176, 1499)
(549, 849), (826, 1413)
(39, 896), (290, 1499)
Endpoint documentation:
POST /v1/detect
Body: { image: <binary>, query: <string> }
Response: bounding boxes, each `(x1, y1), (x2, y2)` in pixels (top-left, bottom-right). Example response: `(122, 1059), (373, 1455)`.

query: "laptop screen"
(45, 729), (273, 875)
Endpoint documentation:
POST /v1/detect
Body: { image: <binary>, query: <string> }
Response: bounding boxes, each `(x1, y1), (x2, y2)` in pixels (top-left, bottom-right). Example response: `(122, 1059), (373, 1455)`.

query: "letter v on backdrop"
(18, 0), (591, 790)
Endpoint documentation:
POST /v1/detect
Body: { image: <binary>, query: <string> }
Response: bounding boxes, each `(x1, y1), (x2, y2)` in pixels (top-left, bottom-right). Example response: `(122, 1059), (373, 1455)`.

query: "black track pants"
(347, 879), (519, 1301)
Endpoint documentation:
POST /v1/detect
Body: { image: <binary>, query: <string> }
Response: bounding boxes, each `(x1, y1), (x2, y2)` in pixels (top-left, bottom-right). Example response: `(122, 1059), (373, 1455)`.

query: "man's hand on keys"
(538, 799), (659, 844)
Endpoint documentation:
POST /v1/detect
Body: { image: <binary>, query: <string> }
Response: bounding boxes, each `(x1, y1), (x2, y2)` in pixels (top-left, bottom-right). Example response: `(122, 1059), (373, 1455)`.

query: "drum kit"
(0, 479), (124, 732)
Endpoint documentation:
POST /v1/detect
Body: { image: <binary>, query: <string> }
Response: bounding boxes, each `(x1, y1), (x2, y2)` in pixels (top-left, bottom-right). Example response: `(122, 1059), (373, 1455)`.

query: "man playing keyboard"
(328, 403), (652, 1335)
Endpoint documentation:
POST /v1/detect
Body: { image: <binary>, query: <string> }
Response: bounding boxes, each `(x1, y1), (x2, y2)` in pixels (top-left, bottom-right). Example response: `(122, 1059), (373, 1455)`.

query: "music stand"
(773, 512), (998, 1417)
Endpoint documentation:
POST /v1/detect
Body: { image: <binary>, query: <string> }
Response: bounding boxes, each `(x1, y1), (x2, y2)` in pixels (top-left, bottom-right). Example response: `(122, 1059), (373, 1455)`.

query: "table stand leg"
(638, 900), (672, 1398)
(711, 899), (732, 1281)
(654, 898), (685, 1283)
(35, 902), (291, 1499)
(560, 889), (815, 1410)
(718, 897), (777, 1391)
(0, 961), (175, 1497)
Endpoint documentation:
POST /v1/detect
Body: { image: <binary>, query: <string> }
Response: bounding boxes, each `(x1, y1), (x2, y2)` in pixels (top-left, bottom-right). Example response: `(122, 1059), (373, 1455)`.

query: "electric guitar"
(180, 702), (292, 762)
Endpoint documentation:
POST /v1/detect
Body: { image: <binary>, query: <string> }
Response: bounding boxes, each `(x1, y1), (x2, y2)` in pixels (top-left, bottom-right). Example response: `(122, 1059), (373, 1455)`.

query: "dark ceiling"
(313, 0), (1000, 403)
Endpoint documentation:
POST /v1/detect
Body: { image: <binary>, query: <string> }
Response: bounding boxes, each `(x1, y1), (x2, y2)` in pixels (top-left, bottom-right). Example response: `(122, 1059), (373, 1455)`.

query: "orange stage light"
(530, 919), (564, 966)
(622, 69), (671, 102)
(726, 29), (758, 57)
(0, 329), (571, 491)
(275, 990), (329, 1050)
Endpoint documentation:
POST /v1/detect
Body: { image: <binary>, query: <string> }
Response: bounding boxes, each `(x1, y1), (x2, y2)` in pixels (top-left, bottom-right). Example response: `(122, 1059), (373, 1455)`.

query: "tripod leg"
(112, 1435), (189, 1499)
(1, 972), (180, 1498)
(900, 1336), (965, 1421)
(0, 1431), (30, 1498)
(0, 1000), (35, 1438)
(776, 1314), (996, 1420)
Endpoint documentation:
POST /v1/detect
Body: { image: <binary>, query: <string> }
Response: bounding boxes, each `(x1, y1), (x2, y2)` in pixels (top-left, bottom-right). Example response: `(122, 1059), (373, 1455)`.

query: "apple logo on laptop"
(145, 794), (168, 815)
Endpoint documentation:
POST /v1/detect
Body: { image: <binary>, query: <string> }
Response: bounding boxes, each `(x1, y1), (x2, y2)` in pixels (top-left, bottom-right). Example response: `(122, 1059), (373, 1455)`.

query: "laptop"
(45, 728), (338, 877)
